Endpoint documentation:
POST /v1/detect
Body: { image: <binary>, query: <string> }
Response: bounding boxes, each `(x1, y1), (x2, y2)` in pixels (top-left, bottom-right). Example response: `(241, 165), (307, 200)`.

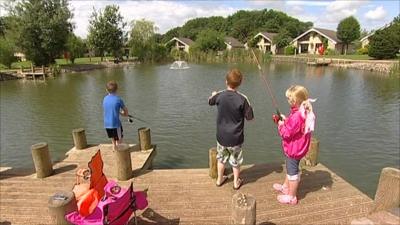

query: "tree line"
(0, 0), (398, 68)
(0, 0), (168, 68)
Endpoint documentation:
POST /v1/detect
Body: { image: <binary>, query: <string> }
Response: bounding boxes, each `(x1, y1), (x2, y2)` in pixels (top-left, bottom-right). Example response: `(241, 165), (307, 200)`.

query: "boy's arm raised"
(208, 91), (220, 106)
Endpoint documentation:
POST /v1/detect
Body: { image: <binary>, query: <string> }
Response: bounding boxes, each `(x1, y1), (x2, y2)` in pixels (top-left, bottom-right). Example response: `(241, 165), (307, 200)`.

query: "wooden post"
(114, 143), (132, 180)
(42, 65), (46, 80)
(31, 142), (53, 178)
(209, 147), (218, 179)
(372, 167), (400, 212)
(31, 63), (34, 73)
(48, 191), (76, 225)
(301, 138), (319, 167)
(232, 193), (256, 225)
(72, 128), (87, 150)
(138, 127), (151, 151)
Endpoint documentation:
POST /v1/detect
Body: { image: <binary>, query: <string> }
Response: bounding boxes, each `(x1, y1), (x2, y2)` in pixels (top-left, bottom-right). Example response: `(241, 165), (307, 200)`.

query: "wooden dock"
(0, 144), (375, 225)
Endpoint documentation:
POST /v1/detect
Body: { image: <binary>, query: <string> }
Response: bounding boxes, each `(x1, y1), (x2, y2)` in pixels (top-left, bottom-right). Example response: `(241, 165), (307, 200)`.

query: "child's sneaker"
(273, 183), (289, 195)
(277, 194), (298, 205)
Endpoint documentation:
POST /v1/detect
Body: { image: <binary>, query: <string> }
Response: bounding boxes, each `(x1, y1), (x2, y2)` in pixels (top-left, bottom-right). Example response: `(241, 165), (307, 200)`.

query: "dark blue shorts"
(286, 157), (300, 175)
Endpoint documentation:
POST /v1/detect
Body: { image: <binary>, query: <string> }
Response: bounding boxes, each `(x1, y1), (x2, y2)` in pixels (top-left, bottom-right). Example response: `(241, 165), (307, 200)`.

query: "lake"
(0, 62), (399, 197)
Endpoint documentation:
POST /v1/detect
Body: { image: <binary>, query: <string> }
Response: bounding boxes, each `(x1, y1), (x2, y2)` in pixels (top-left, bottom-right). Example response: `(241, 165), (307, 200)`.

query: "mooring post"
(31, 142), (53, 178)
(232, 193), (256, 225)
(301, 138), (319, 167)
(114, 143), (132, 180)
(138, 127), (151, 151)
(72, 128), (87, 150)
(48, 191), (76, 225)
(372, 167), (400, 212)
(209, 147), (218, 179)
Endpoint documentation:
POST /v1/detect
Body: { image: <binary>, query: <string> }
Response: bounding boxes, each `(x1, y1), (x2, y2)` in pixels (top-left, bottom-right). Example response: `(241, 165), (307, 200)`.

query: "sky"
(1, 0), (399, 38)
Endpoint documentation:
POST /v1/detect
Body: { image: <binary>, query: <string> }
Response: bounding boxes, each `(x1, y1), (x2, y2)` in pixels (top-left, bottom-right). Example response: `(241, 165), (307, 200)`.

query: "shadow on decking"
(0, 164), (77, 180)
(0, 221), (11, 225)
(241, 162), (284, 186)
(130, 208), (180, 225)
(298, 169), (333, 200)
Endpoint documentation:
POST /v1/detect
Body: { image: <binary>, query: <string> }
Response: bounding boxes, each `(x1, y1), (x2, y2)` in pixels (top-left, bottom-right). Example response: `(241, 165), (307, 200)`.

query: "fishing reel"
(272, 109), (283, 124)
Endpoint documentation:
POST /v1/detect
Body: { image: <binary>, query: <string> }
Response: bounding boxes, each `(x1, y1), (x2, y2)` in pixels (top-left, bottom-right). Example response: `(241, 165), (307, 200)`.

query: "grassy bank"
(0, 56), (116, 70)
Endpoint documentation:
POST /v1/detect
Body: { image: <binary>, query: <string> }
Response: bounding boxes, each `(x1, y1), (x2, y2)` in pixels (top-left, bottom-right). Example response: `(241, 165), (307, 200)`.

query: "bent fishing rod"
(250, 48), (282, 121)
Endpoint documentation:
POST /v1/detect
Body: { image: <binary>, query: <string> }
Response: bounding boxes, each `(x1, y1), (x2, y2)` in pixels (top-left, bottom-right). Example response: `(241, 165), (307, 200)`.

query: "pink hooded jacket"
(278, 106), (313, 160)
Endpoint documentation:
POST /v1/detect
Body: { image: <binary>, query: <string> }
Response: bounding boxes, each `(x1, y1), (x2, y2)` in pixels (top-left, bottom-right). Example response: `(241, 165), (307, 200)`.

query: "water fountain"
(170, 60), (190, 70)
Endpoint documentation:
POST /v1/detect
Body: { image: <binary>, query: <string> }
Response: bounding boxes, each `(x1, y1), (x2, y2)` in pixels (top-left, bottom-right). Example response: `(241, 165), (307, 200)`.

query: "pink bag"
(65, 180), (148, 225)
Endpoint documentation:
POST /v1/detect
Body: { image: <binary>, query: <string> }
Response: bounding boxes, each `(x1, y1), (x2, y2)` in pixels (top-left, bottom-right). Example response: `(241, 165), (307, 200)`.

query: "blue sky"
(1, 0), (399, 37)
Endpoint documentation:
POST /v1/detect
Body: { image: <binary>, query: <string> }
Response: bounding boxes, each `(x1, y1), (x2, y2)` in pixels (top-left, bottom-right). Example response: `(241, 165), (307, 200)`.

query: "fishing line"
(250, 48), (282, 120)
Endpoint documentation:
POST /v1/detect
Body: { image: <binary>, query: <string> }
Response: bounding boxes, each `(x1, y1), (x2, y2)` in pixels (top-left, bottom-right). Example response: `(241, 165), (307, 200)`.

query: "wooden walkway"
(0, 146), (373, 225)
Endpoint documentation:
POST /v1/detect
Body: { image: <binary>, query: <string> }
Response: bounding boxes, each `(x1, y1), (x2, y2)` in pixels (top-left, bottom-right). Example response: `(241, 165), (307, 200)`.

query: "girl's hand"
(278, 120), (284, 126)
(280, 114), (286, 121)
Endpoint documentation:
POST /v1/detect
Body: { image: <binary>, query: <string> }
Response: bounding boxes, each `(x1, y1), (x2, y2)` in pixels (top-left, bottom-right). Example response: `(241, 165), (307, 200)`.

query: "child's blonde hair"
(285, 85), (309, 107)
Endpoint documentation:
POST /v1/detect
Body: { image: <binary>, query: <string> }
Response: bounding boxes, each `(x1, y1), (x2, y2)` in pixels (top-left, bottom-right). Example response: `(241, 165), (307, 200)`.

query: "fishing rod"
(250, 48), (282, 121)
(127, 114), (148, 123)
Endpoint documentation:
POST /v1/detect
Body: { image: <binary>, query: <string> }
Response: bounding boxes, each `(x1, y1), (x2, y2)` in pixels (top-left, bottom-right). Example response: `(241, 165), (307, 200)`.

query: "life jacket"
(65, 180), (148, 225)
(72, 150), (108, 217)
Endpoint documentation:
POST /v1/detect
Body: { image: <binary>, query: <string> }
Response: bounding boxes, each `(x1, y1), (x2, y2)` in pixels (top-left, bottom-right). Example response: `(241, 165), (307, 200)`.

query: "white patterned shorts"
(216, 142), (243, 168)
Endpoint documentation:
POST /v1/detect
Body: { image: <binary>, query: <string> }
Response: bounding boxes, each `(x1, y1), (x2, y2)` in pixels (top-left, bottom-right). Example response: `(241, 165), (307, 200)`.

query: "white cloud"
(69, 1), (237, 38)
(365, 6), (387, 21)
(286, 1), (330, 6)
(319, 0), (365, 24)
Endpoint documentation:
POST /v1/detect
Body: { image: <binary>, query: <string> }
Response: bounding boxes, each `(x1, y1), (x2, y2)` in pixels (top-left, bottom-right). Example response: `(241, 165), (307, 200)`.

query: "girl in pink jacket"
(273, 85), (316, 205)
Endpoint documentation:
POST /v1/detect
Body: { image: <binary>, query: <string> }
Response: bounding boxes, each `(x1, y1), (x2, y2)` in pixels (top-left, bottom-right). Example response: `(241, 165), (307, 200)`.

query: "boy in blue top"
(103, 80), (129, 149)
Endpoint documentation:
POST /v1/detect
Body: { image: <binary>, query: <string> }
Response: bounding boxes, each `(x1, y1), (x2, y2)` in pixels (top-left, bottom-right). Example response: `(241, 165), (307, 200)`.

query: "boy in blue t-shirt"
(103, 80), (129, 149)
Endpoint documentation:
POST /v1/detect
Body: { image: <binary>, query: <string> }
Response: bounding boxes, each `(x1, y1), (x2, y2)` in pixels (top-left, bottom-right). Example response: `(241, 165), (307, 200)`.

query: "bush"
(324, 48), (338, 56)
(0, 38), (17, 68)
(284, 46), (296, 55)
(356, 46), (369, 55)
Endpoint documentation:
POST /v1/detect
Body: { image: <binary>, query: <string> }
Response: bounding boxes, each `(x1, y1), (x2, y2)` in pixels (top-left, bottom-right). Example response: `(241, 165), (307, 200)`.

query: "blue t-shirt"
(103, 94), (125, 128)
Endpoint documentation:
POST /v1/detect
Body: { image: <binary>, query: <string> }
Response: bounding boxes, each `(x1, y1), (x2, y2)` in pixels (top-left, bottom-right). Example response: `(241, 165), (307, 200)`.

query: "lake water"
(0, 62), (399, 197)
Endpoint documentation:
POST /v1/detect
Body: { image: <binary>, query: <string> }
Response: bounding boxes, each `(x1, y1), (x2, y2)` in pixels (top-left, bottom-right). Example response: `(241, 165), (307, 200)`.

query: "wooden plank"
(0, 147), (373, 225)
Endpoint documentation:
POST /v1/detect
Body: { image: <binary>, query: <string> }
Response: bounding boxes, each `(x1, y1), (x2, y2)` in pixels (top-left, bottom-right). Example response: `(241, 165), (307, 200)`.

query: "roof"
(291, 27), (341, 44)
(254, 32), (278, 42)
(360, 33), (373, 42)
(166, 37), (194, 46)
(224, 37), (244, 48)
(175, 37), (194, 46)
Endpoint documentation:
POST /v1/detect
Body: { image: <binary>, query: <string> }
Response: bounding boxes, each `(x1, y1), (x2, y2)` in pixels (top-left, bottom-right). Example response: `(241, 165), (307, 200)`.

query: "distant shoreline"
(271, 55), (399, 74)
(0, 61), (137, 81)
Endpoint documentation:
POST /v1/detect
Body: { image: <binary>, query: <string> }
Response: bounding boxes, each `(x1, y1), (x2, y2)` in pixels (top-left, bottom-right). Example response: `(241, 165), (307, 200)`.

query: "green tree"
(128, 19), (167, 62)
(66, 33), (85, 63)
(337, 16), (361, 55)
(14, 0), (72, 66)
(0, 38), (17, 68)
(368, 16), (400, 59)
(162, 26), (181, 43)
(0, 17), (5, 37)
(128, 19), (156, 61)
(273, 29), (292, 49)
(193, 29), (225, 52)
(87, 5), (125, 61)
